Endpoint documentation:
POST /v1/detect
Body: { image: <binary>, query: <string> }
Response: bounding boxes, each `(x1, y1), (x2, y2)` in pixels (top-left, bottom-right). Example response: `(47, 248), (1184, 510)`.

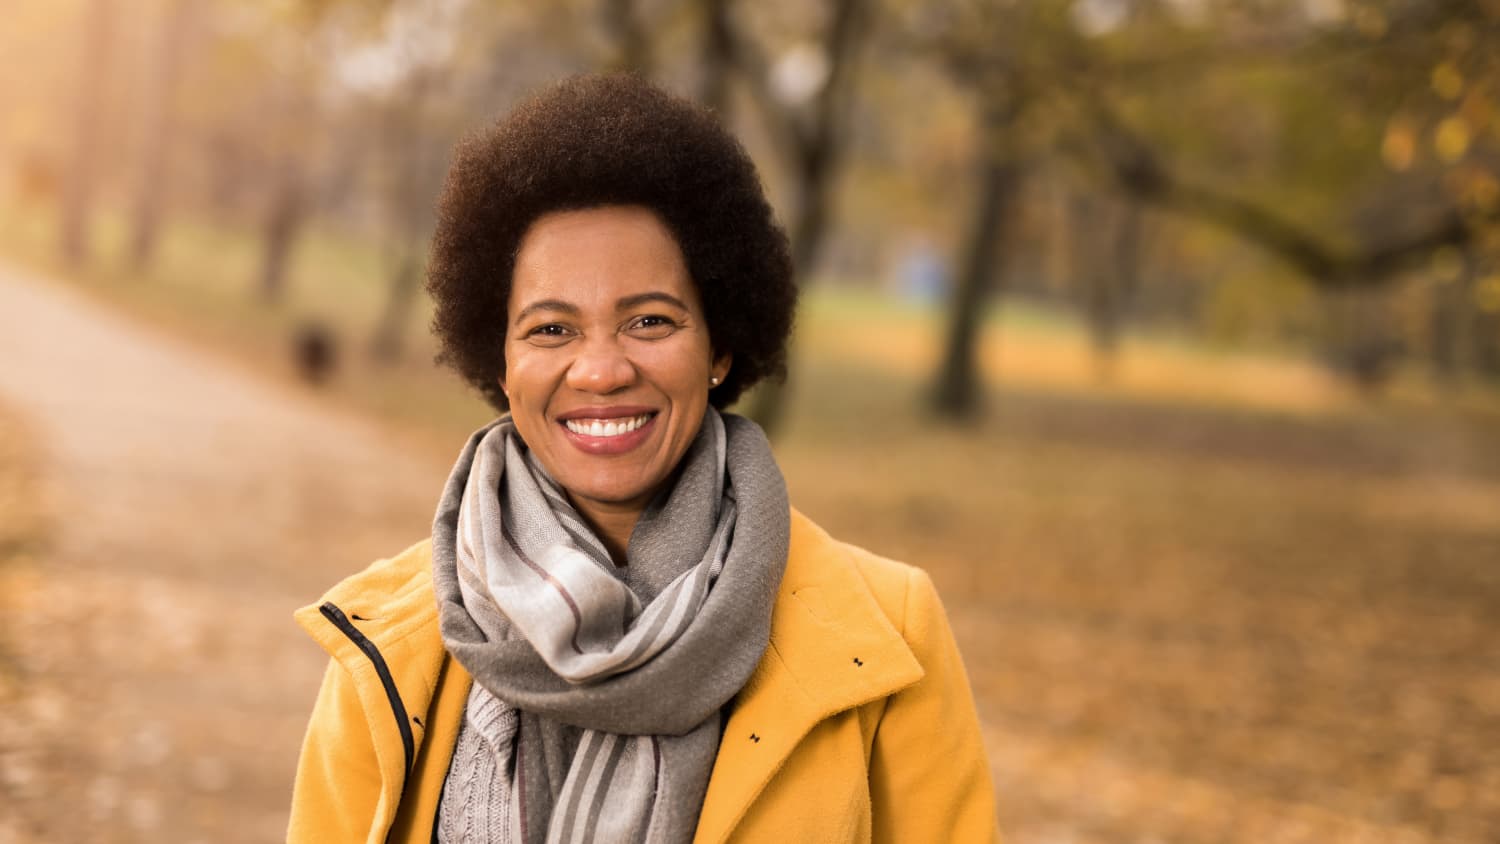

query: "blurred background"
(0, 0), (1498, 842)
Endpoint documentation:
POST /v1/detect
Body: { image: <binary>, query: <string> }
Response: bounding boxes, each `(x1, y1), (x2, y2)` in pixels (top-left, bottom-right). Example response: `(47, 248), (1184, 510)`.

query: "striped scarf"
(431, 409), (789, 844)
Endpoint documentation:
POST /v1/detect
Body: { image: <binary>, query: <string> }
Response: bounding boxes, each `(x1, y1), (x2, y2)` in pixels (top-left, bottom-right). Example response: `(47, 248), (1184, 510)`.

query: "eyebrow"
(512, 292), (690, 325)
(616, 292), (690, 312)
(512, 299), (580, 325)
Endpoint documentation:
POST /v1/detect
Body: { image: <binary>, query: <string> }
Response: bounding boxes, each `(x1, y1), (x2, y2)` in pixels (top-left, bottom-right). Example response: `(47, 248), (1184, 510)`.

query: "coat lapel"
(693, 511), (924, 844)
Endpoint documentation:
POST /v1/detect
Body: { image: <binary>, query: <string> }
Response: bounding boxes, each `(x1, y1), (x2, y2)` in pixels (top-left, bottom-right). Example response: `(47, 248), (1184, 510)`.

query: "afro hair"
(426, 73), (797, 411)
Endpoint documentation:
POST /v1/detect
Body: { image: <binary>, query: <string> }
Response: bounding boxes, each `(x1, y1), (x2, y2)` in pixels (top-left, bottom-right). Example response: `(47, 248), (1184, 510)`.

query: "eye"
(626, 314), (679, 339)
(524, 323), (574, 346)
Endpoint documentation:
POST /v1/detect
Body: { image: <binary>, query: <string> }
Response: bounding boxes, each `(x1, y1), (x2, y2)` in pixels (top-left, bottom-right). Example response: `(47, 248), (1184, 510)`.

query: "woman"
(288, 74), (998, 844)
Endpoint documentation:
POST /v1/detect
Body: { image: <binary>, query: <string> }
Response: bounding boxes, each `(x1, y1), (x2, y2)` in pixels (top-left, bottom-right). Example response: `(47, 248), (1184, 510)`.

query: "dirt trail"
(0, 265), (448, 843)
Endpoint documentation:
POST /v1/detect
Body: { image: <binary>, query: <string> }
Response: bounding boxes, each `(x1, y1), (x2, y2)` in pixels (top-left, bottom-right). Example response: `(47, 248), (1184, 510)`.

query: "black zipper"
(319, 602), (416, 778)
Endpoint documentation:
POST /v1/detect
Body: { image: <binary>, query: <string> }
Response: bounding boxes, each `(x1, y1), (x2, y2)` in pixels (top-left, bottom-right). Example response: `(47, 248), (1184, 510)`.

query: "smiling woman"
(287, 74), (999, 844)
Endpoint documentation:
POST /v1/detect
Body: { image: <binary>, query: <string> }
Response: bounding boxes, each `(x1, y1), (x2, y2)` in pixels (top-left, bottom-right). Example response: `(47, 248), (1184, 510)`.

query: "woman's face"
(503, 205), (730, 518)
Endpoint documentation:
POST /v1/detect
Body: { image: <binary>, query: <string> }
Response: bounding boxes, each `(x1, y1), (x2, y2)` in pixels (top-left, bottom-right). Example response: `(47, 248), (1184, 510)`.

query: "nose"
(565, 336), (637, 394)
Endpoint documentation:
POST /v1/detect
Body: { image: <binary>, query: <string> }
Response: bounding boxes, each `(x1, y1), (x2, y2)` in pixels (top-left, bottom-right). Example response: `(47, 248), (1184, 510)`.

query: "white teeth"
(565, 414), (651, 438)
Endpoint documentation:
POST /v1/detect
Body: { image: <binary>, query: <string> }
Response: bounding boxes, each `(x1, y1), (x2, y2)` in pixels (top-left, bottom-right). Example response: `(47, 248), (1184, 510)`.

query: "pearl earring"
(709, 376), (721, 386)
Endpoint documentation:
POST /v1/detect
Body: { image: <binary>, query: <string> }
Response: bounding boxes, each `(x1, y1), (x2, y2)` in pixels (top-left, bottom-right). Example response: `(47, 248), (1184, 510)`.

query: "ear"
(498, 350), (510, 396)
(710, 353), (732, 386)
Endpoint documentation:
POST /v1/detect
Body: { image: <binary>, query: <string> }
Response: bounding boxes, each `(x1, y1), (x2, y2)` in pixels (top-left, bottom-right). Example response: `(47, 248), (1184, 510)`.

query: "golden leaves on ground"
(780, 376), (1500, 844)
(0, 407), (51, 844)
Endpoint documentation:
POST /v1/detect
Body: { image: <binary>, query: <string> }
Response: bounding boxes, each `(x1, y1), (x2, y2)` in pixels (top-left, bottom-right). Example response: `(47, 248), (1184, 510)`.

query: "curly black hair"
(426, 74), (797, 411)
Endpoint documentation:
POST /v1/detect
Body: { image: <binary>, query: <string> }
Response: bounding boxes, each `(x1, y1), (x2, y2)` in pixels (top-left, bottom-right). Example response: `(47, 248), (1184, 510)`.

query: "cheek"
(502, 348), (560, 409)
(637, 337), (713, 386)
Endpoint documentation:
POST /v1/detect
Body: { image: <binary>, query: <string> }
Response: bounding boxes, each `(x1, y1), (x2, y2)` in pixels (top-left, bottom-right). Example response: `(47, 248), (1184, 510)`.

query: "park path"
(0, 264), (450, 843)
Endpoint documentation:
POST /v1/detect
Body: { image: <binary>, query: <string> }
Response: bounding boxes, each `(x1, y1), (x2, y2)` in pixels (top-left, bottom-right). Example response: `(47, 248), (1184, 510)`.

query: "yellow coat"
(288, 510), (999, 843)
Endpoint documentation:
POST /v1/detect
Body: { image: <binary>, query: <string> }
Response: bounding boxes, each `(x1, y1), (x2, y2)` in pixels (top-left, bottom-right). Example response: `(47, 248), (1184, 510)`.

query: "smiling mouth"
(562, 413), (655, 438)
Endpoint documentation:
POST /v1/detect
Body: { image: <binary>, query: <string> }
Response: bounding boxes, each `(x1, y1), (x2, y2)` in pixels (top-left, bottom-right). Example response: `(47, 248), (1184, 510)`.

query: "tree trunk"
(603, 0), (652, 74)
(789, 156), (833, 273)
(259, 165), (304, 304)
(1086, 198), (1143, 380)
(369, 247), (422, 364)
(1472, 294), (1500, 382)
(1428, 253), (1475, 383)
(60, 0), (114, 268)
(743, 151), (838, 426)
(129, 0), (194, 269)
(1069, 193), (1109, 371)
(931, 151), (1020, 418)
(697, 0), (732, 114)
(741, 0), (869, 434)
(1323, 287), (1400, 393)
(369, 69), (439, 363)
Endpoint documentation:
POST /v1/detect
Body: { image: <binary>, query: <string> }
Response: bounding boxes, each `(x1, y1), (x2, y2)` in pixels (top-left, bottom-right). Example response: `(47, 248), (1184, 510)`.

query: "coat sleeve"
(287, 657), (384, 844)
(868, 569), (1001, 844)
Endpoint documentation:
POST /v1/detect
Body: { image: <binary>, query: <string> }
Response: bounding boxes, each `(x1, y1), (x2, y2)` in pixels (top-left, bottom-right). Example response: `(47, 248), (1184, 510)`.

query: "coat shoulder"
(839, 542), (924, 636)
(787, 509), (928, 639)
(329, 537), (435, 606)
(294, 537), (438, 649)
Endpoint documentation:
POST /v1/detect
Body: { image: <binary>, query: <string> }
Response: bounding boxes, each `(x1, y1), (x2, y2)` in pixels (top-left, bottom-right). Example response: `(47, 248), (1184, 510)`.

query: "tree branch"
(1078, 95), (1492, 289)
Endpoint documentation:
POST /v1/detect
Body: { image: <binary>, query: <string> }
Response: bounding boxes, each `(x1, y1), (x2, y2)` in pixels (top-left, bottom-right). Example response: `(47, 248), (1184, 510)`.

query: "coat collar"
(694, 510), (924, 844)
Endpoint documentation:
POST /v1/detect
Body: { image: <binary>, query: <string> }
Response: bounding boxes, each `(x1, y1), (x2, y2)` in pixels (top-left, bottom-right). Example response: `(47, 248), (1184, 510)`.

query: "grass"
(5, 193), (1499, 443)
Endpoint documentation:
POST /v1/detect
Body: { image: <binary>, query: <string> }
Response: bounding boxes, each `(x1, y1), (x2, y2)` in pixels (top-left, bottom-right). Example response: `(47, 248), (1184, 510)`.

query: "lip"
(556, 406), (660, 456)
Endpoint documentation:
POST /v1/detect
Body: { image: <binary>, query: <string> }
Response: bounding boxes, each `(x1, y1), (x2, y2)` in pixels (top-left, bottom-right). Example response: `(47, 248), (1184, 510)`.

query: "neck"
(567, 497), (642, 566)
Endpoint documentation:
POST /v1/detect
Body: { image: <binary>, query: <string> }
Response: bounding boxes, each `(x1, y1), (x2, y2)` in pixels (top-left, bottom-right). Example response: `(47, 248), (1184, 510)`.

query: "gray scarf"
(431, 409), (789, 844)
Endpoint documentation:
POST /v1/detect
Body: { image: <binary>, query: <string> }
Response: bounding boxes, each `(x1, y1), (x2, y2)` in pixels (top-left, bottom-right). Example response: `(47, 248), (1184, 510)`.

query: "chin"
(559, 467), (660, 509)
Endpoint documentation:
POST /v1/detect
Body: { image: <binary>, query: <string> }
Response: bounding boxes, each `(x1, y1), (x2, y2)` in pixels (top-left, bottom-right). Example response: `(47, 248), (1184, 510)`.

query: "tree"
(1063, 0), (1500, 383)
(129, 0), (197, 269)
(601, 0), (653, 73)
(916, 0), (1500, 410)
(60, 0), (115, 268)
(1082, 93), (1496, 292)
(931, 104), (1024, 417)
(369, 63), (449, 363)
(697, 0), (734, 113)
(1070, 191), (1145, 380)
(259, 160), (307, 304)
(721, 0), (875, 431)
(916, 0), (1078, 418)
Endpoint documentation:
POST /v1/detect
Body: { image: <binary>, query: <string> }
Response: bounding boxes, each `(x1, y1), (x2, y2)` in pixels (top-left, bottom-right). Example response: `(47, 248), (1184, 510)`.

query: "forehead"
(510, 206), (695, 310)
